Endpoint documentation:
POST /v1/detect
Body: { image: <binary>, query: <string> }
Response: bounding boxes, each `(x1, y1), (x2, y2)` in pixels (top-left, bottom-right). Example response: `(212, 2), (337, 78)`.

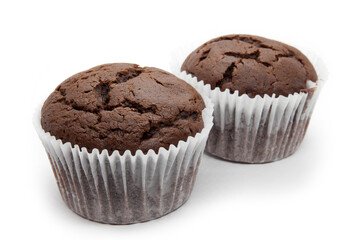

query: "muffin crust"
(41, 63), (205, 154)
(181, 34), (317, 97)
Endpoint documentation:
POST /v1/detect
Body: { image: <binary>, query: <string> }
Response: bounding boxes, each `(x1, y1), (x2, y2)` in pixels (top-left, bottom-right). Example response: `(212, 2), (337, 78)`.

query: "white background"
(1, 0), (359, 239)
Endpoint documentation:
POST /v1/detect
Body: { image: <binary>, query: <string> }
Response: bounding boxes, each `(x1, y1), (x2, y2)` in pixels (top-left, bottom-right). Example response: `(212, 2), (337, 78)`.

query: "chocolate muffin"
(179, 34), (322, 163)
(181, 34), (318, 97)
(36, 63), (214, 224)
(41, 63), (205, 155)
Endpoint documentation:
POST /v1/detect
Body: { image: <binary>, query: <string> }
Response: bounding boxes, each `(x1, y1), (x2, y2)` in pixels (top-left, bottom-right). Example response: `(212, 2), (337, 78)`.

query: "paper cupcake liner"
(171, 45), (326, 163)
(34, 94), (214, 224)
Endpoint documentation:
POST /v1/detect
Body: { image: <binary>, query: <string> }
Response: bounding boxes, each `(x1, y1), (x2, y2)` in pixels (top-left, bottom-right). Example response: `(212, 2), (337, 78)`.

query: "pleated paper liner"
(171, 43), (326, 163)
(34, 93), (214, 224)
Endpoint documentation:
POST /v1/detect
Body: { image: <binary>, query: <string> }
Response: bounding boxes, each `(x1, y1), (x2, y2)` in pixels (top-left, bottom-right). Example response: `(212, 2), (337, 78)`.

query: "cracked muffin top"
(41, 63), (205, 155)
(181, 34), (318, 97)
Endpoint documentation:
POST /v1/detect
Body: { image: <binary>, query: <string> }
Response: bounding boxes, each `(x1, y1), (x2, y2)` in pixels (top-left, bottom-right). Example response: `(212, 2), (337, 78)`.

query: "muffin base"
(48, 145), (202, 224)
(206, 115), (312, 164)
(174, 70), (322, 164)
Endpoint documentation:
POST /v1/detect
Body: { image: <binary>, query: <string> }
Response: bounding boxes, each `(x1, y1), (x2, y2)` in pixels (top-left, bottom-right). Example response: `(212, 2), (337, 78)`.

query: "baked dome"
(41, 63), (205, 154)
(181, 34), (317, 97)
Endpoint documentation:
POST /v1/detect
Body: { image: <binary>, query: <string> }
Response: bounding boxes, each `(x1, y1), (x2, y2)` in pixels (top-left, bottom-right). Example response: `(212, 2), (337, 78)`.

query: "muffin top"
(181, 34), (318, 97)
(41, 63), (205, 155)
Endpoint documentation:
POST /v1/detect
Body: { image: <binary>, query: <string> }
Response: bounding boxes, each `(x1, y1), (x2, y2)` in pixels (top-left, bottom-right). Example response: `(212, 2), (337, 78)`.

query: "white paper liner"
(171, 42), (326, 163)
(34, 93), (214, 224)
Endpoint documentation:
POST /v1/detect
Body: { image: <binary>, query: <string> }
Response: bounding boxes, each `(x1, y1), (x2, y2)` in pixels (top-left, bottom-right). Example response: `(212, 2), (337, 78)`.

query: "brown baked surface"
(181, 34), (318, 97)
(41, 63), (205, 155)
